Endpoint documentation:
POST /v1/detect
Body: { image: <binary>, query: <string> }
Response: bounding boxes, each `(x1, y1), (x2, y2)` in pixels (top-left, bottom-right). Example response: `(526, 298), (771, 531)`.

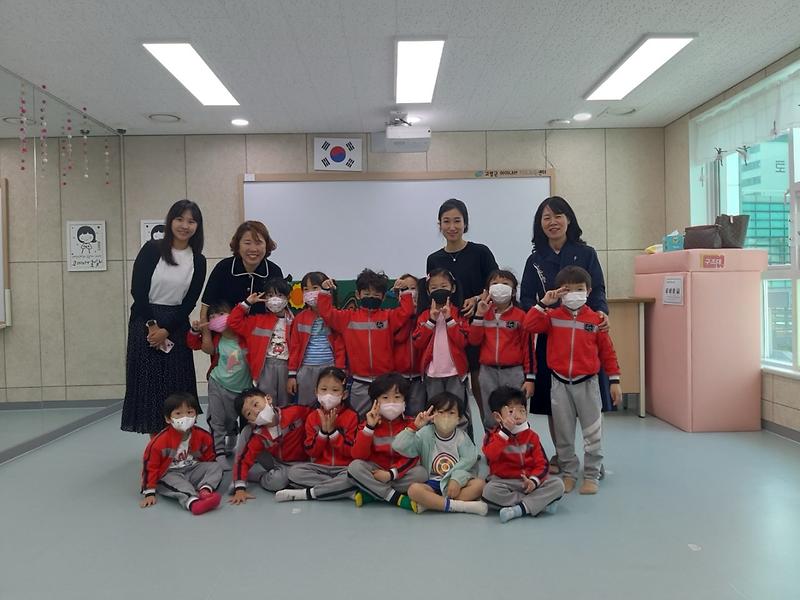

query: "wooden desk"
(608, 297), (655, 417)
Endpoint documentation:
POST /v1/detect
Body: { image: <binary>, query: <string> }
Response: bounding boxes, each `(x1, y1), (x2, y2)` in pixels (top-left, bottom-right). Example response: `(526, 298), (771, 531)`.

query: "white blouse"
(148, 246), (195, 305)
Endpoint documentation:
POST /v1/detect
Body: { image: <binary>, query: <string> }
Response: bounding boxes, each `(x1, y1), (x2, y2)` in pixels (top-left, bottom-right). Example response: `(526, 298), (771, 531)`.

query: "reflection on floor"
(1, 409), (799, 600)
(0, 406), (102, 453)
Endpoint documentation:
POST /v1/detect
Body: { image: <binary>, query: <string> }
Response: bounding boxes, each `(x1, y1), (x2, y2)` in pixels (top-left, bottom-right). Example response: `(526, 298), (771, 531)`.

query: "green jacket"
(392, 424), (478, 491)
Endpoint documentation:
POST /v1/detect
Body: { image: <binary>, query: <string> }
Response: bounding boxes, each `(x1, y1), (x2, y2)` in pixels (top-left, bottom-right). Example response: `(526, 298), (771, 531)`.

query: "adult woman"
(121, 200), (207, 434)
(520, 196), (610, 468)
(426, 198), (498, 414)
(200, 220), (283, 319)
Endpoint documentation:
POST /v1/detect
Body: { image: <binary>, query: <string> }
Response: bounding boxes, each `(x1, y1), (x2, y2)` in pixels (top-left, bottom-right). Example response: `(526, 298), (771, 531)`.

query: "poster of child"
(67, 221), (106, 272)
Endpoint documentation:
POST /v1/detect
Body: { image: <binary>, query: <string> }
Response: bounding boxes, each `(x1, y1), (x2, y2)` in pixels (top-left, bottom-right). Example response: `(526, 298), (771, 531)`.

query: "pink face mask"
(208, 314), (229, 333)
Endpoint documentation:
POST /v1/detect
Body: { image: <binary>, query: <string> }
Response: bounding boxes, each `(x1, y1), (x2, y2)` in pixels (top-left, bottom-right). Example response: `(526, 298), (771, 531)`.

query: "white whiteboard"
(243, 176), (551, 281)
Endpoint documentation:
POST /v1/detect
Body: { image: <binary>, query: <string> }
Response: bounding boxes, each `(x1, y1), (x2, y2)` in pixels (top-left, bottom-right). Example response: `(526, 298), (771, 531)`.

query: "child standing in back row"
(523, 265), (622, 495)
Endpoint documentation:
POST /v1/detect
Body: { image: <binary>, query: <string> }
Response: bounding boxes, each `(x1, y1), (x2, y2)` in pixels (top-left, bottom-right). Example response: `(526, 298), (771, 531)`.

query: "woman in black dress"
(520, 196), (610, 469)
(121, 200), (207, 434)
(426, 199), (498, 419)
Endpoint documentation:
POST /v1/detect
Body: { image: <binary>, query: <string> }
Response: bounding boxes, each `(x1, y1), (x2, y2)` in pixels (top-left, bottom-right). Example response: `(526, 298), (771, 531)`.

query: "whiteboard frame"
(0, 178), (8, 327)
(237, 169), (554, 222)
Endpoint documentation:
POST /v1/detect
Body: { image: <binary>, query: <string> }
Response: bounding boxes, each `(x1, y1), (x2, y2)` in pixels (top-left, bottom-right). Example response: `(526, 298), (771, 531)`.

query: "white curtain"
(691, 62), (800, 164)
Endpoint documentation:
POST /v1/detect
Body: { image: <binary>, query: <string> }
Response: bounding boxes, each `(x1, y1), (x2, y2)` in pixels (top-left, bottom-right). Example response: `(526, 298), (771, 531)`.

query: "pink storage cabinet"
(633, 249), (767, 432)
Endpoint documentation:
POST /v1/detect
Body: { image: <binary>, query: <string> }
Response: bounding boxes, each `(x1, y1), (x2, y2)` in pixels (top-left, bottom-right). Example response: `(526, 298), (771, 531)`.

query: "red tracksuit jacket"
(141, 426), (215, 494)
(351, 417), (420, 479)
(186, 329), (247, 379)
(304, 407), (358, 467)
(233, 405), (310, 489)
(523, 304), (620, 384)
(228, 302), (293, 380)
(483, 424), (550, 484)
(412, 308), (470, 377)
(468, 305), (535, 379)
(393, 319), (422, 377)
(316, 290), (415, 379)
(288, 308), (347, 376)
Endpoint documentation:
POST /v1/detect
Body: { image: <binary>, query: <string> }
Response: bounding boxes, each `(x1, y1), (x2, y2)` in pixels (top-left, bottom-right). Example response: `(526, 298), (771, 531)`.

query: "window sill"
(762, 365), (800, 381)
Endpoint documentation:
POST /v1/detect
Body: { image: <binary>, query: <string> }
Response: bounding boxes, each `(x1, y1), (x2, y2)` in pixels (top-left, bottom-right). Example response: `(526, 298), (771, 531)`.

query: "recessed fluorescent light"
(572, 112), (592, 121)
(231, 118), (249, 126)
(396, 39), (445, 104)
(143, 43), (239, 106)
(587, 35), (695, 101)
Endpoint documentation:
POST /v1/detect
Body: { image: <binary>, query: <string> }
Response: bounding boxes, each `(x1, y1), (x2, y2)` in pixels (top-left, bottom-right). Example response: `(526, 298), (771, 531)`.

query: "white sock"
(449, 499), (489, 516)
(275, 489), (308, 502)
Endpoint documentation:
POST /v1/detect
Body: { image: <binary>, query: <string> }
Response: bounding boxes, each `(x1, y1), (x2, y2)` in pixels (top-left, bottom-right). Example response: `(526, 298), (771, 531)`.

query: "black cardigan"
(129, 240), (207, 334)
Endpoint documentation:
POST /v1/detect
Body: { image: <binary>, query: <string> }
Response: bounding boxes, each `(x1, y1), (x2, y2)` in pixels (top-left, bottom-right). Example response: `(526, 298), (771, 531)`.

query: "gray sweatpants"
(347, 460), (427, 502)
(349, 380), (373, 418)
(295, 362), (334, 407)
(288, 463), (355, 500)
(478, 365), (525, 428)
(404, 377), (427, 416)
(207, 378), (240, 456)
(245, 453), (295, 492)
(551, 375), (604, 481)
(257, 357), (289, 407)
(156, 461), (223, 510)
(482, 476), (564, 516)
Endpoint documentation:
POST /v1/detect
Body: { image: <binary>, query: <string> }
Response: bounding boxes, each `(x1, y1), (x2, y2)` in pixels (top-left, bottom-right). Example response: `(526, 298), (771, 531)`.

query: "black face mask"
(429, 289), (452, 306)
(359, 296), (382, 310)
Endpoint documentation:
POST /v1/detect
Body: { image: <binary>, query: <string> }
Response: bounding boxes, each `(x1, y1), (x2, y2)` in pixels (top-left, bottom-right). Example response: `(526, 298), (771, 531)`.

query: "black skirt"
(121, 305), (198, 434)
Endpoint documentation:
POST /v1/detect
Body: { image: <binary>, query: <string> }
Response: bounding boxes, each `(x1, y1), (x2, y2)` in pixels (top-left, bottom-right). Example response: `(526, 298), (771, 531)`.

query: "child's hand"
(392, 276), (413, 291)
(610, 383), (622, 407)
(365, 400), (382, 428)
(413, 406), (434, 429)
(440, 298), (452, 320)
(521, 475), (536, 494)
(191, 319), (208, 332)
(286, 377), (297, 396)
(139, 495), (156, 508)
(540, 287), (567, 306)
(246, 291), (266, 305)
(319, 408), (338, 434)
(321, 278), (337, 290)
(522, 381), (535, 398)
(372, 469), (392, 483)
(228, 489), (256, 505)
(429, 303), (441, 320)
(475, 291), (491, 318)
(499, 414), (517, 433)
(446, 480), (462, 499)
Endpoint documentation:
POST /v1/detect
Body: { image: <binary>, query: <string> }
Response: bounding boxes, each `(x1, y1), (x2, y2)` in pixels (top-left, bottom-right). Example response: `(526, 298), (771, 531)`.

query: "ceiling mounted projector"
(372, 112), (432, 153)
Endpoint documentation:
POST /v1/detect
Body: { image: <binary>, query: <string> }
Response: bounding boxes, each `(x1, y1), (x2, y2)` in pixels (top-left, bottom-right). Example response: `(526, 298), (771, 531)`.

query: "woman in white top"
(121, 200), (207, 434)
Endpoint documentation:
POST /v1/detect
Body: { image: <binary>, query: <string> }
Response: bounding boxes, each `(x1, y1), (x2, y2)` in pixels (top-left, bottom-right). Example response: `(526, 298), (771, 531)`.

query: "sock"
(499, 503), (527, 523)
(449, 499), (489, 516)
(354, 491), (377, 507)
(189, 492), (221, 515)
(394, 494), (418, 512)
(275, 489), (309, 502)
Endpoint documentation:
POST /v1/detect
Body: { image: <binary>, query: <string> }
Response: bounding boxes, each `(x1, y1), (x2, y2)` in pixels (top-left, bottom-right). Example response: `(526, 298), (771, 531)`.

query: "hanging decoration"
(735, 145), (750, 166)
(39, 85), (48, 173)
(19, 82), (28, 171)
(104, 137), (111, 186)
(713, 147), (725, 164)
(60, 122), (68, 187)
(66, 113), (74, 173)
(81, 106), (89, 179)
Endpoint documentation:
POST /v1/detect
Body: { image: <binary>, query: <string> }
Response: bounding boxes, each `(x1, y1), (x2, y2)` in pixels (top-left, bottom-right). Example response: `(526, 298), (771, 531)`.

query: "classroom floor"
(1, 407), (798, 600)
(0, 406), (102, 453)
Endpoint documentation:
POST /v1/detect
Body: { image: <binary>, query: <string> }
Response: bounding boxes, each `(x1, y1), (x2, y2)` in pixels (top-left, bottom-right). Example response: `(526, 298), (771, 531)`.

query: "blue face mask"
(359, 297), (382, 310)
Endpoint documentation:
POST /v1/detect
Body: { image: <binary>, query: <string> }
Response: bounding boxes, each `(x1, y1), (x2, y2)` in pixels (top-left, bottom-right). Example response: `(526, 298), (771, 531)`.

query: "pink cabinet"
(634, 249), (767, 432)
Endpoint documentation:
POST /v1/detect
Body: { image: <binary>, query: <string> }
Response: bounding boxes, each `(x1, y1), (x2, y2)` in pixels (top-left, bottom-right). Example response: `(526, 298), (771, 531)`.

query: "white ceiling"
(0, 0), (799, 135)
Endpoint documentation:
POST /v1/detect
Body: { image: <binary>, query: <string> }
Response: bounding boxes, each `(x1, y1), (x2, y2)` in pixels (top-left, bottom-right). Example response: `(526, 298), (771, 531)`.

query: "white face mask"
(489, 283), (513, 304)
(379, 402), (405, 421)
(171, 416), (196, 432)
(317, 393), (342, 411)
(563, 291), (587, 311)
(303, 290), (320, 307)
(266, 296), (288, 314)
(254, 404), (276, 426)
(509, 421), (529, 435)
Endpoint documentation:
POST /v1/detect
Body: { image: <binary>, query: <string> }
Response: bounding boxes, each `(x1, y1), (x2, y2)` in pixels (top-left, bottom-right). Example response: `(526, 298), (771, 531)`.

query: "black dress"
(121, 241), (207, 433)
(519, 240), (611, 414)
(426, 241), (498, 369)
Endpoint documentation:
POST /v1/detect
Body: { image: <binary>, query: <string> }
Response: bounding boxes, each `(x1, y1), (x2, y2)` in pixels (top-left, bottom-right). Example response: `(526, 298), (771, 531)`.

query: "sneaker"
(562, 476), (576, 494)
(354, 491), (377, 507)
(189, 491), (221, 515)
(548, 455), (561, 474)
(579, 479), (599, 495)
(198, 487), (214, 499)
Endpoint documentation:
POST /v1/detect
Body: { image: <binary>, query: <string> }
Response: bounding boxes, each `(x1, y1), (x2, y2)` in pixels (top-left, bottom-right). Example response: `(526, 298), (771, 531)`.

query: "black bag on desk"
(715, 214), (750, 248)
(684, 224), (722, 249)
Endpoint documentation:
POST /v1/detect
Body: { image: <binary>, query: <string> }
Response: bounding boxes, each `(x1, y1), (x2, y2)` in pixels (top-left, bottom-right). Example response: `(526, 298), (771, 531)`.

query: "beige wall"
(663, 46), (800, 433)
